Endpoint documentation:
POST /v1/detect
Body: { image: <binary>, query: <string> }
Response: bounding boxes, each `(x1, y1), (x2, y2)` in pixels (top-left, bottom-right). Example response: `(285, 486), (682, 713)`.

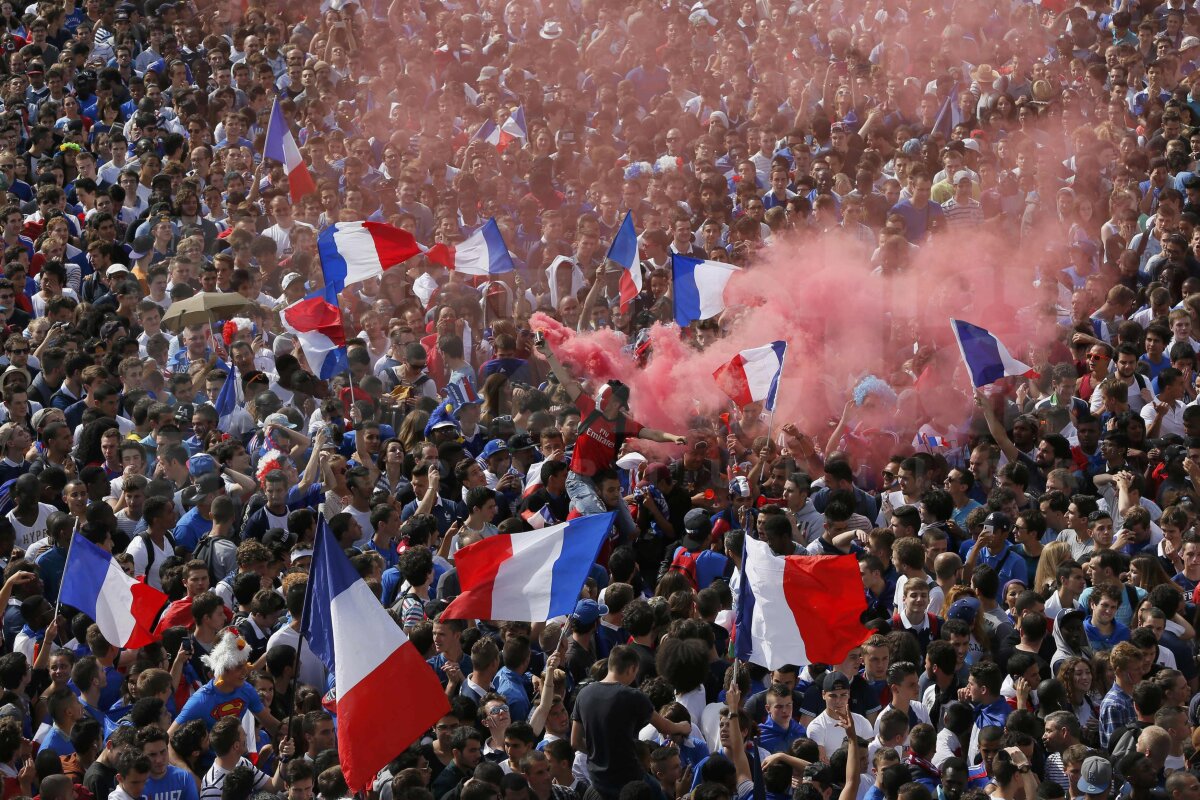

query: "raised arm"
(533, 336), (583, 401)
(974, 389), (1022, 465)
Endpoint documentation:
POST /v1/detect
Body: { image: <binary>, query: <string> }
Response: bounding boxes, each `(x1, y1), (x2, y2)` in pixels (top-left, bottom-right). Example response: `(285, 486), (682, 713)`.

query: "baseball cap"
(507, 433), (536, 452)
(643, 462), (671, 485)
(106, 264), (131, 279)
(481, 439), (509, 459)
(982, 511), (1012, 531)
(1077, 756), (1112, 795)
(281, 272), (304, 290)
(187, 453), (217, 477)
(290, 546), (314, 561)
(681, 508), (712, 549)
(263, 528), (296, 552)
(264, 413), (297, 430)
(947, 597), (981, 625)
(192, 472), (224, 500)
(728, 476), (750, 498)
(570, 599), (608, 626)
(953, 170), (973, 185)
(173, 402), (194, 424)
(822, 672), (851, 692)
(1183, 35), (1200, 49)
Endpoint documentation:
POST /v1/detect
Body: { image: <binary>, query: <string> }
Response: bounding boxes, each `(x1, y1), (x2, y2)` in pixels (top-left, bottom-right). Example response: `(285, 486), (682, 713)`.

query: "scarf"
(905, 751), (940, 779)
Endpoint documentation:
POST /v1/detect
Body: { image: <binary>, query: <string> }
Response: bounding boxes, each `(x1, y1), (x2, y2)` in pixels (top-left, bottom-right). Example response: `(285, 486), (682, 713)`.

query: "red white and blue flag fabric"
(282, 297), (349, 380)
(301, 519), (449, 792)
(671, 255), (740, 327)
(606, 212), (641, 312)
(471, 107), (527, 151)
(442, 513), (612, 621)
(735, 537), (869, 669)
(58, 534), (167, 649)
(317, 221), (421, 302)
(263, 98), (316, 203)
(424, 218), (515, 277)
(950, 319), (1039, 387)
(713, 341), (787, 412)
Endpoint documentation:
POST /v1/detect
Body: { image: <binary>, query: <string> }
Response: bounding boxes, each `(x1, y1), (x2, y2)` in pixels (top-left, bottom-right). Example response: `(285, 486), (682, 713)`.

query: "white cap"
(106, 265), (131, 278)
(281, 272), (304, 290)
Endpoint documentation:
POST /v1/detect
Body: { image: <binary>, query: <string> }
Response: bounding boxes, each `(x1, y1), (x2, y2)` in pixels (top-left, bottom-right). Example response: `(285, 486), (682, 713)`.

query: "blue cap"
(187, 454), (217, 477)
(571, 599), (609, 626)
(423, 401), (460, 439)
(947, 597), (981, 625)
(481, 439), (509, 460)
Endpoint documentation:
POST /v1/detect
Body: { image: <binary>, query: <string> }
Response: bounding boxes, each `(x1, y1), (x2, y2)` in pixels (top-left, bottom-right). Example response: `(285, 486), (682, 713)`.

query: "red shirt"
(568, 393), (643, 477)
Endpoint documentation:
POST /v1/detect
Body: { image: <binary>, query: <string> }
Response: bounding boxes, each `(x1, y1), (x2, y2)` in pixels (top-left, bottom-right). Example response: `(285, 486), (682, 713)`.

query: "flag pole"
(766, 344), (787, 446)
(52, 533), (76, 623)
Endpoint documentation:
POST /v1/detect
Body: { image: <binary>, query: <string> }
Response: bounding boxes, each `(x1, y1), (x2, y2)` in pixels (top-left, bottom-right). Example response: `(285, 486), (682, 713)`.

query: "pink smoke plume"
(531, 224), (1049, 438)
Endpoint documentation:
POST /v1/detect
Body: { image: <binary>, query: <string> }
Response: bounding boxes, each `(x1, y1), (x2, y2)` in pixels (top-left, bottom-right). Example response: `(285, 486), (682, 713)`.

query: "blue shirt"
(1098, 683), (1135, 748)
(1083, 618), (1131, 651)
(976, 544), (1028, 601)
(174, 681), (264, 730)
(889, 199), (945, 243)
(757, 717), (806, 754)
(146, 765), (200, 800)
(426, 652), (471, 686)
(41, 725), (74, 756)
(493, 666), (531, 722)
(173, 508), (212, 552)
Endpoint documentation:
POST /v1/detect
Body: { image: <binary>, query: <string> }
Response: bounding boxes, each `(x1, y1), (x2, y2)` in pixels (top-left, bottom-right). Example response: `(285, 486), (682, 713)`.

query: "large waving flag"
(317, 221), (421, 303)
(282, 297), (350, 380)
(950, 319), (1039, 388)
(424, 218), (514, 277)
(264, 97), (316, 202)
(301, 520), (449, 792)
(671, 255), (740, 327)
(472, 107), (527, 152)
(606, 212), (641, 312)
(442, 513), (613, 621)
(735, 537), (869, 669)
(59, 534), (167, 649)
(713, 341), (787, 412)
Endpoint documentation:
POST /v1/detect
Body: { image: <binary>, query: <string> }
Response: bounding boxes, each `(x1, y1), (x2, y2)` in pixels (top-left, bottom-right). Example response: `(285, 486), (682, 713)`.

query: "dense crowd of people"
(2, 2), (1200, 800)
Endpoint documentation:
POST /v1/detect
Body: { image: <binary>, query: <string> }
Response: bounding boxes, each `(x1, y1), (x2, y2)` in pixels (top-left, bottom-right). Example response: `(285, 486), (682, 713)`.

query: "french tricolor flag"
(425, 218), (514, 277)
(606, 212), (641, 312)
(713, 341), (787, 412)
(950, 319), (1040, 388)
(520, 504), (557, 530)
(282, 297), (350, 380)
(735, 537), (870, 669)
(671, 254), (740, 327)
(442, 513), (612, 621)
(317, 221), (421, 302)
(301, 519), (449, 792)
(58, 534), (167, 649)
(263, 98), (316, 203)
(471, 107), (527, 152)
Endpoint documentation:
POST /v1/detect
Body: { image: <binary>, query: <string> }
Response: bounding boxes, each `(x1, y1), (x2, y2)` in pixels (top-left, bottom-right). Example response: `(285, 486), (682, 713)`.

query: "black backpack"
(191, 535), (221, 584)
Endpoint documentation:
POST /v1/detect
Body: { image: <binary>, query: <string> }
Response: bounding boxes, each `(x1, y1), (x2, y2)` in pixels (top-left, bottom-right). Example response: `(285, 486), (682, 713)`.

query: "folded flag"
(520, 504), (557, 530)
(671, 255), (740, 327)
(446, 374), (480, 410)
(913, 432), (956, 449)
(735, 537), (869, 669)
(472, 107), (527, 152)
(606, 212), (642, 312)
(59, 534), (167, 649)
(317, 221), (421, 302)
(301, 519), (449, 792)
(713, 341), (787, 412)
(282, 297), (350, 380)
(213, 365), (238, 433)
(442, 513), (613, 621)
(950, 319), (1039, 387)
(424, 218), (514, 277)
(263, 97), (316, 203)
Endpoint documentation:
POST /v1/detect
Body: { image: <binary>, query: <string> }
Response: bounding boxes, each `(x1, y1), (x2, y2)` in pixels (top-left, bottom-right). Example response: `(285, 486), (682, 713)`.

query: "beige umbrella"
(161, 292), (258, 331)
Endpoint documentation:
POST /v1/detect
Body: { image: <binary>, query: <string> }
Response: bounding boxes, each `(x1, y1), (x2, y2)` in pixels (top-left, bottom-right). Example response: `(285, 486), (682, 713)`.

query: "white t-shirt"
(806, 710), (873, 756)
(7, 503), (58, 551)
(126, 533), (175, 590)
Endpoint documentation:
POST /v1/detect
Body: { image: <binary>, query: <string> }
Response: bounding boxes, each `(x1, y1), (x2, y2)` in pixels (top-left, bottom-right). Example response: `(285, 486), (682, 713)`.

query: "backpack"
(667, 547), (702, 590)
(191, 535), (221, 584)
(139, 531), (177, 579)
